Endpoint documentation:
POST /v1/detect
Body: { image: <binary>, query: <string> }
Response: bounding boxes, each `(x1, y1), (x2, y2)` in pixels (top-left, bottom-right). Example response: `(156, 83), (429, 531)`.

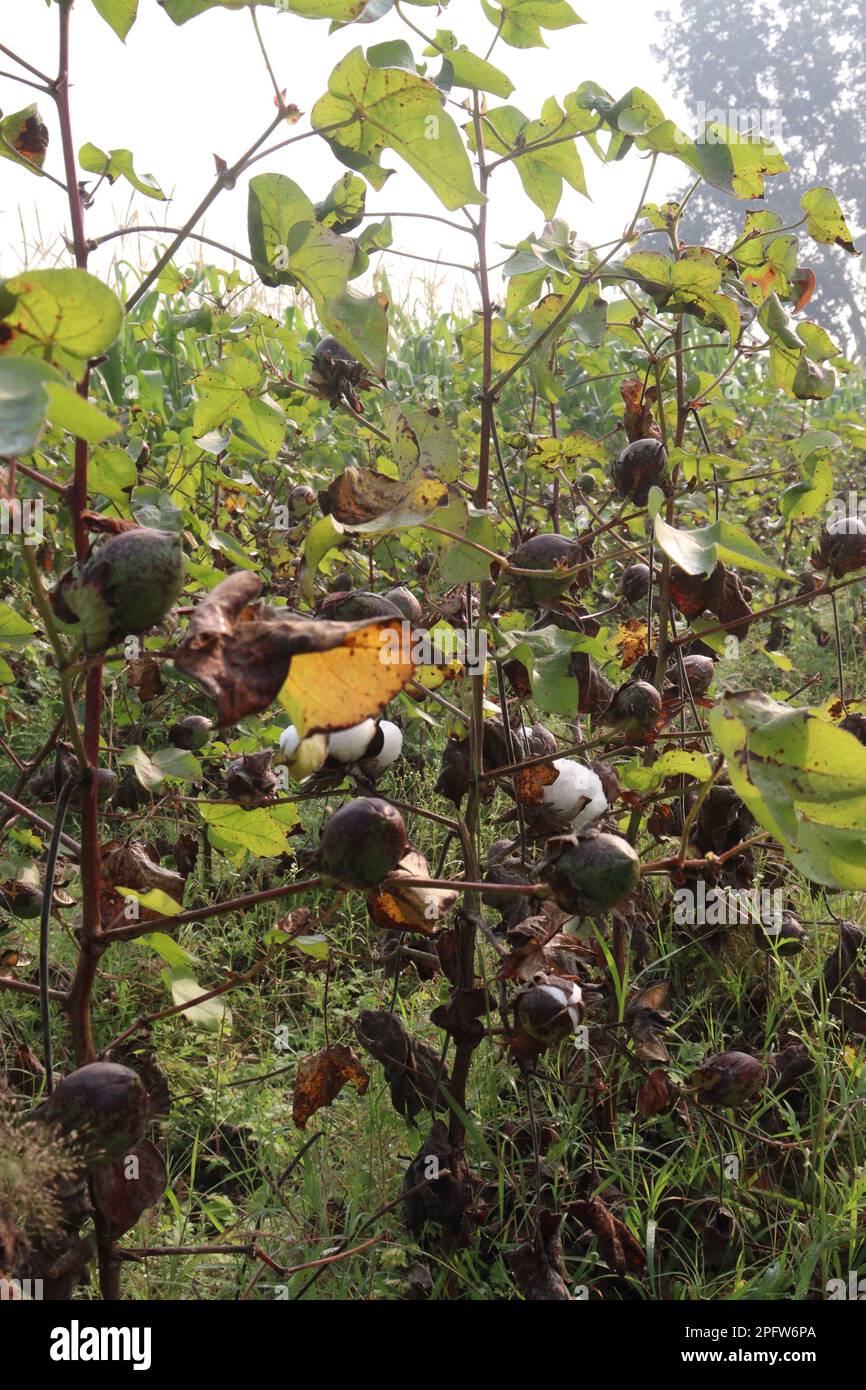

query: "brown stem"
(0, 789), (81, 856)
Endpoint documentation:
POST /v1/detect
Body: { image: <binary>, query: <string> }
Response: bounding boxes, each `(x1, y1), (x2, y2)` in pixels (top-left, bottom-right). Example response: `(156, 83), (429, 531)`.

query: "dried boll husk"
(753, 910), (806, 957)
(225, 751), (277, 808)
(607, 679), (662, 734)
(385, 586), (422, 624)
(620, 562), (651, 604)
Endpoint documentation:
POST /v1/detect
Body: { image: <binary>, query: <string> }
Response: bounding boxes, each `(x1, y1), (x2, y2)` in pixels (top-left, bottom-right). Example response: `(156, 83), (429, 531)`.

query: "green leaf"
(792, 354), (835, 401)
(493, 624), (608, 715)
(151, 746), (203, 782)
(43, 381), (121, 444)
(469, 100), (587, 218)
(247, 173), (389, 374)
(697, 123), (788, 199)
(432, 42), (514, 98)
(790, 431), (841, 463)
(800, 187), (859, 255)
(192, 357), (285, 459)
(89, 446), (137, 505)
(480, 0), (582, 49)
(0, 601), (35, 642)
(90, 0), (139, 39)
(79, 143), (164, 199)
(620, 749), (713, 795)
(325, 288), (389, 377)
(198, 803), (295, 858)
(118, 744), (201, 790)
(0, 269), (123, 374)
(131, 486), (185, 531)
(314, 171), (366, 231)
(709, 692), (866, 890)
(652, 509), (787, 581)
(160, 0), (379, 19)
(133, 932), (197, 969)
(168, 967), (232, 1032)
(301, 514), (344, 602)
(293, 934), (329, 960)
(779, 457), (833, 521)
(310, 47), (482, 210)
(0, 358), (52, 456)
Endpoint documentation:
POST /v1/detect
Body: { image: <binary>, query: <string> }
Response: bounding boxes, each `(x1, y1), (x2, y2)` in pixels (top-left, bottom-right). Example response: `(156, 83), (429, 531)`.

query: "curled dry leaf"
(569, 1194), (646, 1275)
(815, 920), (866, 1035)
(620, 377), (661, 442)
(637, 1068), (673, 1117)
(625, 980), (672, 1064)
(101, 841), (185, 899)
(811, 526), (866, 579)
(91, 1139), (167, 1238)
(354, 1009), (446, 1121)
(430, 986), (492, 1047)
(610, 618), (648, 670)
(669, 561), (754, 639)
(126, 656), (164, 703)
(403, 1120), (472, 1237)
(366, 847), (458, 936)
(508, 1210), (573, 1301)
(292, 1044), (370, 1129)
(319, 465), (448, 532)
(514, 760), (559, 808)
(497, 917), (584, 984)
(174, 571), (415, 730)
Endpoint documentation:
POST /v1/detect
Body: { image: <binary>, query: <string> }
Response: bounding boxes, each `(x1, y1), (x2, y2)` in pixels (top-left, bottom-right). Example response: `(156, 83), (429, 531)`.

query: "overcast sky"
(1, 0), (693, 308)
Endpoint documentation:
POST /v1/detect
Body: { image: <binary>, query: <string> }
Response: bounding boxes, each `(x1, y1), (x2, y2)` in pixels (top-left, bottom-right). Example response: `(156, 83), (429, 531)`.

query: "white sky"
(1, 0), (693, 308)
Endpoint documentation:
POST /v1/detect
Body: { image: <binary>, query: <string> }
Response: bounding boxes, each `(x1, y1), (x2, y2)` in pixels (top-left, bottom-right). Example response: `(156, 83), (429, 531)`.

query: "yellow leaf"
(279, 621), (415, 736)
(117, 887), (183, 916)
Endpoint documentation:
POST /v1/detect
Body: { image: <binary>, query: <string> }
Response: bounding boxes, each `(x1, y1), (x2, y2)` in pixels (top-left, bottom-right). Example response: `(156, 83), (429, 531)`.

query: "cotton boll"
(570, 771), (607, 832)
(538, 981), (584, 1032)
(359, 720), (403, 776)
(328, 719), (377, 764)
(543, 759), (606, 826)
(279, 725), (301, 760)
(277, 724), (329, 780)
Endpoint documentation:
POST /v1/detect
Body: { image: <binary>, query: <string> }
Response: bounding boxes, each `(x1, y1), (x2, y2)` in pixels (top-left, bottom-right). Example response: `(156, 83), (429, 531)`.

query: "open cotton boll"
(359, 720), (403, 775)
(543, 758), (607, 827)
(571, 770), (608, 832)
(538, 980), (584, 1031)
(328, 719), (377, 764)
(279, 725), (301, 759)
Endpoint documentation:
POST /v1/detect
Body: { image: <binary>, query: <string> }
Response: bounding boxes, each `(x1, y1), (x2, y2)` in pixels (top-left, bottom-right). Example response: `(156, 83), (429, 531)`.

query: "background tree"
(656, 0), (866, 358)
